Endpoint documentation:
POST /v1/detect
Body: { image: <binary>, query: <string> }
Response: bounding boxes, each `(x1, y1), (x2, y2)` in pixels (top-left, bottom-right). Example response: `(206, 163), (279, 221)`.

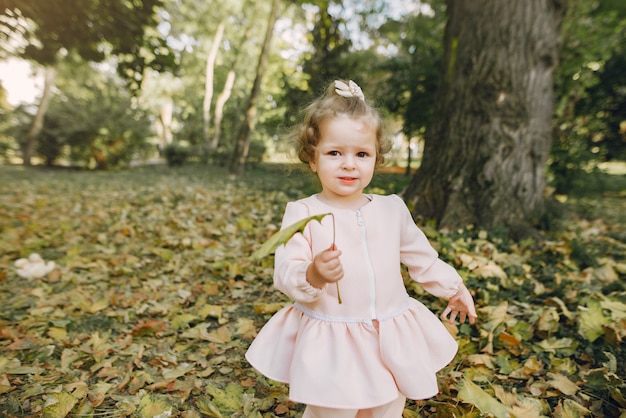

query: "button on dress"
(246, 194), (462, 409)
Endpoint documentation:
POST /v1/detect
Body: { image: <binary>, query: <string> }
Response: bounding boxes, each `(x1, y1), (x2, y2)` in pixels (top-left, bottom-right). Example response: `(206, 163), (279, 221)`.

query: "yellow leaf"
(136, 393), (172, 418)
(475, 262), (507, 280)
(481, 301), (509, 332)
(48, 326), (67, 341)
(87, 382), (113, 408)
(198, 304), (222, 319)
(467, 354), (496, 369)
(547, 372), (579, 396)
(235, 318), (257, 339)
(6, 366), (38, 375)
(206, 325), (233, 344)
(537, 307), (560, 332)
(88, 298), (109, 313)
(509, 396), (548, 417)
(533, 337), (577, 353)
(61, 349), (79, 371)
(600, 297), (626, 320)
(458, 378), (513, 418)
(42, 392), (78, 418)
(253, 302), (285, 314)
(237, 217), (254, 231)
(493, 384), (518, 406)
(553, 399), (590, 418)
(509, 356), (543, 379)
(172, 314), (198, 330)
(205, 382), (243, 414)
(196, 396), (223, 417)
(162, 362), (195, 380)
(65, 381), (88, 399)
(180, 323), (211, 340)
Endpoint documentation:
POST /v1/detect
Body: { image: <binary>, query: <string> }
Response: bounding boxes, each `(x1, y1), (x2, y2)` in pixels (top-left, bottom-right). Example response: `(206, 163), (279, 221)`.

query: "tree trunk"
(229, 0), (280, 175)
(203, 21), (225, 147)
(23, 65), (56, 166)
(211, 69), (235, 150)
(403, 0), (566, 238)
(211, 0), (254, 151)
(156, 99), (173, 150)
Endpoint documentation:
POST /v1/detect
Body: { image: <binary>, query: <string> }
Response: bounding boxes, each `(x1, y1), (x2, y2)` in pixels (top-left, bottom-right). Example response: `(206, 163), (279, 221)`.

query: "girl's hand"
(441, 283), (477, 325)
(306, 245), (343, 289)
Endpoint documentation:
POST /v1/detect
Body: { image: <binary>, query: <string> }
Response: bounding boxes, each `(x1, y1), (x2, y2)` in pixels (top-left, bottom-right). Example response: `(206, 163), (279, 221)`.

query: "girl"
(246, 79), (477, 418)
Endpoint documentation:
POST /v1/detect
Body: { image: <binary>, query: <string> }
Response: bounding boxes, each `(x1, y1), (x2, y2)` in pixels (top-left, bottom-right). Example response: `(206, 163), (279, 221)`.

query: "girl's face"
(309, 115), (377, 208)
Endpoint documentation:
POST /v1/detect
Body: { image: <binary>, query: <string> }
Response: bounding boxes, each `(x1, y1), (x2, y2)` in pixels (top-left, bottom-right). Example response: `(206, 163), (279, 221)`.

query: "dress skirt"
(245, 297), (458, 409)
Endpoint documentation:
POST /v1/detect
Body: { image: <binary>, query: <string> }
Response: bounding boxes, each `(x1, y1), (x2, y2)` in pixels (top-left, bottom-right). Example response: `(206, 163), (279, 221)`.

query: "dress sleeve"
(273, 201), (325, 303)
(395, 195), (462, 299)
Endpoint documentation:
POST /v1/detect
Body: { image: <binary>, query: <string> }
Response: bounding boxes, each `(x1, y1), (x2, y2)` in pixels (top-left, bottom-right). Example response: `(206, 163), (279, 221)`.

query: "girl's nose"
(342, 155), (356, 169)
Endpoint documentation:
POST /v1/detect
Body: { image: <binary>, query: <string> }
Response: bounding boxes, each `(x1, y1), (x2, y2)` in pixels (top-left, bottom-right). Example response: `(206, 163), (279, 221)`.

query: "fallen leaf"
(458, 377), (512, 418)
(547, 372), (580, 396)
(42, 392), (78, 418)
(552, 399), (591, 418)
(136, 393), (172, 418)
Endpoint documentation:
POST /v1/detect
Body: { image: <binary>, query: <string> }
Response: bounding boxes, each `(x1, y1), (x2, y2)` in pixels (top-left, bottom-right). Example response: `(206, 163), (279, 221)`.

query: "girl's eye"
(357, 152), (369, 158)
(328, 151), (340, 156)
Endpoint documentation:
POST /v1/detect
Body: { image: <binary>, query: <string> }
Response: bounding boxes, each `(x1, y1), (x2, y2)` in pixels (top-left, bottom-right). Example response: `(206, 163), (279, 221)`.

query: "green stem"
(330, 213), (342, 304)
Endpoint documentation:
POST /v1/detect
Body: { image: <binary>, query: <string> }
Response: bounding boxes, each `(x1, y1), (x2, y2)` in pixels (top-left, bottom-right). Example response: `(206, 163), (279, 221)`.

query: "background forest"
(0, 0), (624, 184)
(0, 0), (625, 417)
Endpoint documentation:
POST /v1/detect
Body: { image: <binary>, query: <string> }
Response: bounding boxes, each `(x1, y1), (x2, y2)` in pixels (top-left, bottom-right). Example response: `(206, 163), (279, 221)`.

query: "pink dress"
(245, 194), (462, 409)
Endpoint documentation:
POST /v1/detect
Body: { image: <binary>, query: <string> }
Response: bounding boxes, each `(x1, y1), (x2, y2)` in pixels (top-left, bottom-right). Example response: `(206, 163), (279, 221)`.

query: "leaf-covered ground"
(0, 163), (624, 418)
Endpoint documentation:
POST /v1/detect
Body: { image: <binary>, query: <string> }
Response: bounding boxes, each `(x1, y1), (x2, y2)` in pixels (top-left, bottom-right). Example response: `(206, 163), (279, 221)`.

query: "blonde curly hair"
(293, 80), (391, 167)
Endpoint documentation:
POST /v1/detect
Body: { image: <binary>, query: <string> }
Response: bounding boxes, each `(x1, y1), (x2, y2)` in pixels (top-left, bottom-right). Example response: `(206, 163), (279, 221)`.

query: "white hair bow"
(334, 80), (365, 101)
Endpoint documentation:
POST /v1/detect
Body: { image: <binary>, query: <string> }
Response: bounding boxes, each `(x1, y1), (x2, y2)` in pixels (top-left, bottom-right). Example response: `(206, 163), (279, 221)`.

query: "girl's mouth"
(339, 177), (357, 184)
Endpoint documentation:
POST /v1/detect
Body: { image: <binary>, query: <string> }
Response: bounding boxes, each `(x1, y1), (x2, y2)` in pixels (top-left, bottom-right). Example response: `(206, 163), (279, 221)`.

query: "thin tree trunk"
(156, 100), (173, 150)
(203, 21), (225, 147)
(211, 69), (235, 150)
(229, 0), (280, 175)
(403, 0), (566, 238)
(405, 137), (412, 176)
(23, 65), (56, 166)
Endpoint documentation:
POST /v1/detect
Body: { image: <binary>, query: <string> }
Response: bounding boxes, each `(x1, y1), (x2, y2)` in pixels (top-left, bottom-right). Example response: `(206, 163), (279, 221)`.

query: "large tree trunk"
(23, 65), (56, 166)
(403, 0), (566, 238)
(203, 21), (225, 147)
(229, 0), (280, 175)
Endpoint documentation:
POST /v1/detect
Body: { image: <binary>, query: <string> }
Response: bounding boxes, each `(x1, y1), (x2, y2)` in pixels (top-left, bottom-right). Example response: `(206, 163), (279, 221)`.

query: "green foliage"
(39, 86), (152, 169)
(246, 139), (267, 165)
(163, 143), (192, 166)
(374, 0), (446, 137)
(551, 0), (626, 193)
(1, 0), (176, 90)
(0, 102), (30, 162)
(281, 3), (354, 125)
(17, 54), (153, 169)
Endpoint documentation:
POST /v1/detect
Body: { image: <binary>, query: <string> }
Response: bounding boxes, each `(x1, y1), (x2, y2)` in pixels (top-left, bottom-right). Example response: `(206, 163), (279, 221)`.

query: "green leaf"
(205, 382), (244, 414)
(250, 213), (331, 260)
(579, 299), (610, 342)
(197, 396), (223, 417)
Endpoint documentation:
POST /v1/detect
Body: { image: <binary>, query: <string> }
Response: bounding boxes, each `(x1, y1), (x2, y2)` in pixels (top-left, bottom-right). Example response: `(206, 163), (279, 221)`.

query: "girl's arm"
(273, 202), (326, 303)
(395, 196), (476, 323)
